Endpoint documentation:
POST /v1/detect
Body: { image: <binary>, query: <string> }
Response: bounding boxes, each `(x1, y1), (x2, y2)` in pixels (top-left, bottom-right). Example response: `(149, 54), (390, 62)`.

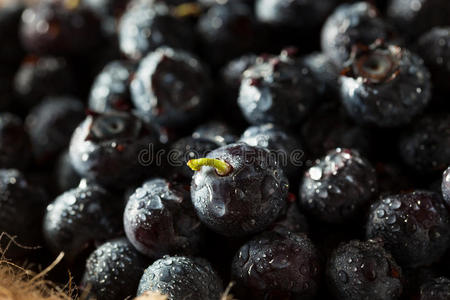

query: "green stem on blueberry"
(187, 158), (232, 176)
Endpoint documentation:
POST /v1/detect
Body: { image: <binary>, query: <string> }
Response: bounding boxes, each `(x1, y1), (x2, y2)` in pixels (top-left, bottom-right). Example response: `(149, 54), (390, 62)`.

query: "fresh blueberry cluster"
(0, 0), (449, 299)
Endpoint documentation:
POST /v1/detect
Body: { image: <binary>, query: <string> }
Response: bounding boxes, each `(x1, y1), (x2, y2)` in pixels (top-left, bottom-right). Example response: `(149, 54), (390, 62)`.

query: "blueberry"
(118, 1), (195, 60)
(137, 256), (223, 300)
(43, 180), (123, 261)
(124, 178), (204, 258)
(53, 150), (81, 193)
(192, 121), (238, 146)
(189, 143), (289, 237)
(69, 111), (160, 188)
(240, 123), (304, 178)
(340, 42), (431, 127)
(271, 201), (309, 234)
(299, 148), (377, 223)
(130, 47), (211, 128)
(399, 114), (450, 174)
(25, 96), (85, 163)
(420, 277), (450, 300)
(232, 230), (321, 298)
(88, 60), (136, 113)
(321, 2), (391, 68)
(238, 51), (319, 127)
(366, 191), (450, 267)
(0, 113), (30, 170)
(81, 238), (148, 300)
(302, 52), (339, 98)
(327, 239), (403, 300)
(442, 167), (450, 205)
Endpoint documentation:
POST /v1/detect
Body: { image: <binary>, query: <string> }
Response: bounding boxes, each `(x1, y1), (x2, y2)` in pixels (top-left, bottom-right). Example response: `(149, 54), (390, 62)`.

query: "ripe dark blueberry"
(416, 27), (450, 93)
(81, 238), (148, 300)
(0, 113), (30, 169)
(20, 1), (102, 55)
(366, 191), (450, 267)
(130, 47), (211, 128)
(118, 2), (195, 60)
(399, 114), (450, 174)
(0, 2), (24, 70)
(420, 277), (450, 300)
(240, 123), (304, 178)
(387, 0), (450, 37)
(137, 255), (223, 300)
(192, 121), (238, 146)
(124, 178), (204, 258)
(271, 201), (309, 234)
(340, 42), (432, 127)
(69, 111), (161, 188)
(232, 230), (321, 298)
(0, 169), (47, 258)
(238, 52), (319, 127)
(299, 148), (377, 223)
(88, 60), (135, 113)
(43, 180), (123, 261)
(442, 167), (450, 205)
(302, 52), (339, 98)
(321, 2), (391, 68)
(189, 143), (289, 237)
(14, 56), (76, 109)
(220, 54), (258, 103)
(197, 1), (259, 67)
(54, 150), (81, 193)
(25, 96), (85, 163)
(327, 239), (403, 300)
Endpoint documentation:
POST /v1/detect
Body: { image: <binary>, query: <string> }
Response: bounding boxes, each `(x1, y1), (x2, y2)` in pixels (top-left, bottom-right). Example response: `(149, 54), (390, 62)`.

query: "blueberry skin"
(321, 2), (390, 68)
(82, 238), (148, 300)
(271, 202), (309, 234)
(69, 111), (160, 188)
(366, 191), (450, 268)
(43, 181), (123, 261)
(302, 52), (339, 98)
(419, 277), (450, 300)
(54, 150), (81, 193)
(0, 113), (30, 169)
(340, 44), (431, 127)
(88, 60), (136, 113)
(232, 230), (321, 298)
(238, 53), (318, 127)
(190, 143), (289, 237)
(131, 47), (211, 128)
(137, 256), (223, 300)
(192, 121), (238, 146)
(327, 239), (403, 300)
(299, 148), (377, 223)
(118, 2), (195, 61)
(124, 178), (204, 258)
(443, 167), (450, 205)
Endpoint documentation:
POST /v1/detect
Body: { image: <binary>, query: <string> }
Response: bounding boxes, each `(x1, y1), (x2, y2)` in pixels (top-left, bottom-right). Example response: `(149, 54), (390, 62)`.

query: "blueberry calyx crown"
(187, 158), (233, 176)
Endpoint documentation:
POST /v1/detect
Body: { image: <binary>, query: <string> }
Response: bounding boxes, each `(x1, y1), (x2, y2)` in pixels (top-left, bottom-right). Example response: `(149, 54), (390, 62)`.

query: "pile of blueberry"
(0, 0), (449, 299)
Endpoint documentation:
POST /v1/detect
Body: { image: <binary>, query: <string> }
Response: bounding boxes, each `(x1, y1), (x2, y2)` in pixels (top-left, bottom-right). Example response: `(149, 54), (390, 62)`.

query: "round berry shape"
(366, 191), (450, 267)
(69, 111), (160, 187)
(81, 238), (148, 300)
(327, 239), (403, 300)
(340, 42), (431, 127)
(124, 178), (204, 258)
(220, 54), (258, 102)
(54, 150), (80, 193)
(25, 96), (85, 162)
(131, 47), (211, 128)
(442, 167), (450, 205)
(43, 181), (123, 261)
(189, 143), (289, 237)
(299, 148), (377, 223)
(137, 256), (223, 300)
(302, 52), (339, 97)
(88, 60), (136, 113)
(419, 277), (450, 300)
(192, 121), (237, 146)
(238, 52), (318, 127)
(118, 2), (194, 60)
(0, 113), (30, 169)
(232, 230), (320, 298)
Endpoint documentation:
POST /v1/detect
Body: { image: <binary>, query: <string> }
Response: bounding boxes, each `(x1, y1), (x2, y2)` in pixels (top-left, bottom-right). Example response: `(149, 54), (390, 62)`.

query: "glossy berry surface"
(220, 54), (258, 103)
(238, 51), (318, 127)
(232, 230), (321, 298)
(399, 114), (450, 174)
(442, 167), (450, 205)
(302, 52), (339, 97)
(340, 42), (431, 127)
(124, 178), (204, 258)
(88, 60), (135, 113)
(131, 47), (211, 128)
(54, 150), (80, 193)
(137, 256), (223, 300)
(43, 181), (123, 261)
(190, 143), (289, 236)
(327, 239), (403, 300)
(69, 111), (160, 187)
(81, 238), (148, 300)
(366, 191), (450, 267)
(419, 277), (450, 300)
(0, 113), (30, 169)
(192, 121), (237, 146)
(299, 148), (377, 223)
